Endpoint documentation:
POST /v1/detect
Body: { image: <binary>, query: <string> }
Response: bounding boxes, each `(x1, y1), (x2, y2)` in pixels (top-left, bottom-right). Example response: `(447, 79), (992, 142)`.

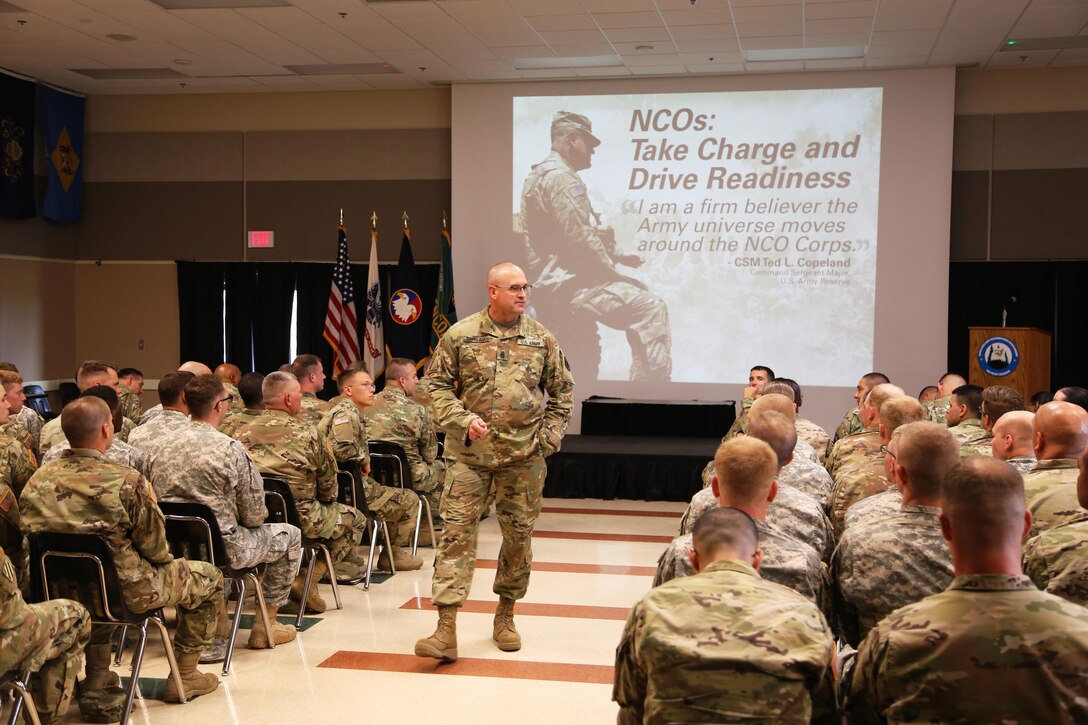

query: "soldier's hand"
(744, 385), (759, 399)
(363, 464), (372, 476)
(616, 253), (644, 268)
(468, 418), (488, 442)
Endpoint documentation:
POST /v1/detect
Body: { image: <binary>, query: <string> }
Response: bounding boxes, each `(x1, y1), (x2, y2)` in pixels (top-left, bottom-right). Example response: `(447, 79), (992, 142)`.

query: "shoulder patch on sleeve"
(333, 416), (350, 426)
(568, 184), (586, 197)
(0, 487), (14, 513)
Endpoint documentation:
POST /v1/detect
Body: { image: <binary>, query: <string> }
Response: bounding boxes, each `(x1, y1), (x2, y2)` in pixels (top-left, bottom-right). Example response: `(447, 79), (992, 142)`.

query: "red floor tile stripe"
(475, 558), (658, 577)
(400, 597), (632, 621)
(318, 650), (614, 684)
(541, 506), (681, 518)
(532, 530), (674, 543)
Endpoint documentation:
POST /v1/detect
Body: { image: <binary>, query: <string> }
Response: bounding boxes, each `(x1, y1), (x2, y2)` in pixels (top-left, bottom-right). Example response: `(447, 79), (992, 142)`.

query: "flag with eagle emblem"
(384, 225), (428, 366)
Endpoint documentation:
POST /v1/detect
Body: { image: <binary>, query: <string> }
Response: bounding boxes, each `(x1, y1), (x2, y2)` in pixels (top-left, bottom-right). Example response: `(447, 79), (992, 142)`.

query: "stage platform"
(543, 435), (719, 503)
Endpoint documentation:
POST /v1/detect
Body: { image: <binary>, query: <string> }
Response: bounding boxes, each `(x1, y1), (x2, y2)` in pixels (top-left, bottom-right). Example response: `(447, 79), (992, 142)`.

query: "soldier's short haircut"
(0, 370), (22, 389)
(861, 372), (890, 388)
(880, 395), (925, 435)
(714, 437), (778, 505)
(117, 368), (143, 379)
(692, 507), (759, 562)
(0, 362), (18, 373)
(61, 396), (111, 447)
(336, 364), (369, 391)
(290, 354), (322, 381)
(81, 385), (120, 413)
(864, 383), (906, 418)
(1056, 386), (1088, 412)
(919, 385), (939, 399)
(772, 377), (802, 403)
(894, 421), (959, 499)
(158, 371), (194, 406)
(939, 372), (966, 385)
(747, 411), (797, 468)
(951, 384), (984, 419)
(751, 365), (775, 379)
(761, 381), (796, 402)
(386, 357), (415, 381)
(75, 360), (117, 388)
(982, 385), (1025, 424)
(263, 371), (299, 400)
(184, 374), (225, 418)
(941, 457), (1026, 546)
(1029, 390), (1053, 408)
(749, 393), (797, 423)
(238, 372), (265, 409)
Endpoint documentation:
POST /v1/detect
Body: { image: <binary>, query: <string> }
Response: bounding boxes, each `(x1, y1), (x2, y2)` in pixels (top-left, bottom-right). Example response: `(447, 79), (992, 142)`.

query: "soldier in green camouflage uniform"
(362, 357), (445, 518)
(219, 372), (265, 439)
(848, 457), (1088, 724)
(722, 366), (774, 439)
(1, 371), (41, 460)
(1022, 401), (1088, 535)
(235, 372), (365, 610)
(214, 363), (246, 414)
(944, 383), (993, 456)
(117, 368), (144, 425)
(317, 366), (422, 572)
(20, 397), (224, 708)
(519, 111), (670, 381)
(416, 263), (573, 662)
(0, 428), (34, 593)
(290, 354), (330, 427)
(830, 373), (891, 459)
(615, 508), (836, 725)
(1022, 448), (1088, 606)
(0, 546), (91, 724)
(990, 409), (1038, 473)
(921, 372), (965, 427)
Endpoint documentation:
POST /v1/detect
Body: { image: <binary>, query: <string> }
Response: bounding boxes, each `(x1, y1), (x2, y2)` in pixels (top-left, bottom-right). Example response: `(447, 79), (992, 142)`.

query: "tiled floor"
(76, 498), (686, 724)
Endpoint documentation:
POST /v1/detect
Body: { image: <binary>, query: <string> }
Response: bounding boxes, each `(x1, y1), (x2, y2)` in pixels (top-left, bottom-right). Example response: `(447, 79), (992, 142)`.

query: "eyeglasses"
(346, 382), (375, 390)
(216, 394), (234, 407)
(491, 284), (533, 294)
(880, 444), (897, 458)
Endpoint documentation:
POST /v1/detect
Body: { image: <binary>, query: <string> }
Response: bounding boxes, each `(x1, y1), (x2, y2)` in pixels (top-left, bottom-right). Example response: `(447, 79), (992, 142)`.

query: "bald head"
(61, 396), (112, 450)
(215, 363), (242, 386)
(1033, 401), (1088, 461)
(747, 411), (797, 469)
(179, 361), (213, 376)
(749, 393), (796, 423)
(487, 262), (523, 285)
(992, 410), (1035, 460)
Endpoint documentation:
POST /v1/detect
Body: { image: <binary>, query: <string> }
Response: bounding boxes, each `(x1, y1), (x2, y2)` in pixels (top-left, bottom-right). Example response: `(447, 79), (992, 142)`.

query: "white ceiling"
(1, 0), (1087, 94)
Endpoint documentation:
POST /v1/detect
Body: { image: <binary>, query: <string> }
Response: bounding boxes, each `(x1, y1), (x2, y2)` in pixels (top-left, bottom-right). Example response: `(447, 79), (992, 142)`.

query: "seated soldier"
(220, 372), (265, 439)
(723, 365), (774, 439)
(1022, 400), (1088, 536)
(144, 374), (302, 657)
(848, 458), (1088, 723)
(319, 365), (423, 573)
(1, 370), (41, 458)
(655, 438), (831, 622)
(0, 363), (44, 453)
(361, 357), (444, 525)
(116, 368), (144, 425)
(831, 421), (957, 647)
(20, 397), (224, 712)
(945, 384), (992, 457)
(214, 363), (245, 414)
(1, 392), (36, 593)
(0, 546), (91, 725)
(41, 386), (150, 479)
(1029, 390), (1053, 412)
(39, 361), (135, 455)
(831, 372), (889, 450)
(614, 507), (836, 725)
(234, 372), (367, 612)
(923, 372), (966, 426)
(918, 385), (939, 403)
(1054, 386), (1088, 412)
(990, 409), (1037, 474)
(0, 392), (36, 498)
(1023, 447), (1088, 606)
(775, 377), (831, 466)
(137, 362), (209, 427)
(128, 371), (193, 450)
(290, 354), (330, 427)
(981, 384), (1024, 435)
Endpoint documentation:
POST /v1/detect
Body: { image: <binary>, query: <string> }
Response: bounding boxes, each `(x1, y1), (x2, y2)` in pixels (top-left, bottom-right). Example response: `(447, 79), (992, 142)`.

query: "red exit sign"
(248, 231), (274, 248)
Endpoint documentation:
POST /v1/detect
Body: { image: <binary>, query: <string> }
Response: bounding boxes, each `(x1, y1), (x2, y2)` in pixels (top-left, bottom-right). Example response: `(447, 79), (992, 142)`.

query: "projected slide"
(513, 88), (882, 387)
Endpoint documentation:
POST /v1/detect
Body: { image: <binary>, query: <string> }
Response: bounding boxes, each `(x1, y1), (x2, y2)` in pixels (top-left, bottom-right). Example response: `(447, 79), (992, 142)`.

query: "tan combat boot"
(247, 604), (297, 649)
(163, 651), (219, 703)
(77, 644), (126, 723)
(414, 606), (458, 662)
(288, 560), (328, 613)
(493, 597), (521, 652)
(378, 547), (424, 572)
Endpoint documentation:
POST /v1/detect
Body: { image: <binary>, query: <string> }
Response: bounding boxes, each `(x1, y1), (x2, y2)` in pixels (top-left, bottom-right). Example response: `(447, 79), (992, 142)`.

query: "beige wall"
(0, 256), (76, 381)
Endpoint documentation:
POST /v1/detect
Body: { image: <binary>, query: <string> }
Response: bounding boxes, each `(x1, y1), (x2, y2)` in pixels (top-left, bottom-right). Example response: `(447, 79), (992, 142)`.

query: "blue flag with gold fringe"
(41, 86), (84, 224)
(384, 227), (429, 366)
(0, 72), (36, 219)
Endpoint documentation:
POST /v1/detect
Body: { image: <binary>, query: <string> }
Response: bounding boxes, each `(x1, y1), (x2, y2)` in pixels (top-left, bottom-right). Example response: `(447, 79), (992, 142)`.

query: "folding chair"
(0, 669), (40, 725)
(28, 532), (186, 725)
(20, 384), (54, 421)
(261, 477), (341, 628)
(368, 441), (437, 555)
(158, 501), (274, 676)
(336, 464), (396, 590)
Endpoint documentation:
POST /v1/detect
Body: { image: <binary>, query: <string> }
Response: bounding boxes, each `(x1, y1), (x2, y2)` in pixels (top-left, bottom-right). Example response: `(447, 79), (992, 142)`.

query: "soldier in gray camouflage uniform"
(0, 545), (91, 725)
(291, 354), (330, 427)
(848, 457), (1088, 723)
(832, 422), (958, 647)
(41, 385), (151, 482)
(416, 263), (573, 662)
(990, 409), (1037, 473)
(20, 397), (224, 711)
(146, 375), (302, 653)
(614, 508), (836, 725)
(520, 110), (670, 382)
(235, 372), (365, 613)
(362, 357), (445, 521)
(1022, 401), (1088, 535)
(39, 360), (134, 456)
(127, 371), (193, 453)
(318, 366), (423, 573)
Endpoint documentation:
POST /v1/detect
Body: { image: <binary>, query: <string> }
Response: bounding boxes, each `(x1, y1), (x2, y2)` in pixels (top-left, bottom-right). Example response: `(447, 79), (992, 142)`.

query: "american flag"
(322, 226), (360, 375)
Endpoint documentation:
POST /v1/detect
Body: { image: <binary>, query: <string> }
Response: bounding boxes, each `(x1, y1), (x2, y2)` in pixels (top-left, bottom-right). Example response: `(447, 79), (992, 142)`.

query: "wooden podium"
(969, 327), (1051, 398)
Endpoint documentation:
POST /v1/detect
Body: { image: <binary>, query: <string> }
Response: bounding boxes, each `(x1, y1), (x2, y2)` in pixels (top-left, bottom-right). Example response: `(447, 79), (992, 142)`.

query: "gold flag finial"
(442, 211), (448, 230)
(371, 211), (378, 230)
(402, 211), (409, 229)
(339, 208), (344, 226)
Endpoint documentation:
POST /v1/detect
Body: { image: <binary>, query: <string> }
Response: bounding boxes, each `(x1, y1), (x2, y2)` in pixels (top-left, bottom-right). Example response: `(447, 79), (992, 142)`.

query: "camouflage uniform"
(843, 487), (902, 531)
(14, 406), (43, 453)
(1006, 454), (1038, 475)
(118, 381), (143, 425)
(412, 377), (433, 410)
(826, 430), (889, 536)
(127, 409), (191, 453)
(222, 382), (244, 414)
(831, 504), (954, 646)
(780, 449), (834, 508)
(520, 149), (671, 381)
(832, 407), (862, 446)
(0, 431), (37, 497)
(41, 437), (150, 480)
(40, 416), (135, 455)
(923, 394), (951, 425)
(317, 399), (419, 548)
(362, 386), (445, 515)
(794, 436), (820, 465)
(220, 408), (266, 440)
(19, 449), (224, 654)
(848, 574), (1088, 723)
(1022, 459), (1087, 535)
(138, 403), (163, 426)
(1, 420), (38, 462)
(1022, 457), (1076, 503)
(145, 421), (302, 607)
(723, 396), (754, 440)
(796, 416), (830, 466)
(948, 418), (992, 458)
(653, 521), (833, 623)
(298, 393), (330, 428)
(1023, 519), (1088, 606)
(235, 409), (364, 564)
(0, 546), (91, 723)
(428, 308), (574, 607)
(614, 559), (836, 725)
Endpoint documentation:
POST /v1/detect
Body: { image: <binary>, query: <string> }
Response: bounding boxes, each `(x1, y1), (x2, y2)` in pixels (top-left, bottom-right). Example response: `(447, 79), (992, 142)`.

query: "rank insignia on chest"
(498, 349), (509, 363)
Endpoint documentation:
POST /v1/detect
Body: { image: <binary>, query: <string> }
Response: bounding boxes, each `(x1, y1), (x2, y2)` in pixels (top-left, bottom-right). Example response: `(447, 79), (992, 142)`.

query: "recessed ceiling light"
(106, 33), (138, 41)
(173, 58), (192, 65)
(744, 45), (865, 62)
(78, 17), (93, 23)
(509, 55), (623, 70)
(635, 45), (654, 51)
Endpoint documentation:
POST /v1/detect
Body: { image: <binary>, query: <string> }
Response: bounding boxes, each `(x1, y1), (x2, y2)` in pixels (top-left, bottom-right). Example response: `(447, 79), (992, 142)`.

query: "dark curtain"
(294, 262), (338, 398)
(252, 263), (297, 374)
(177, 261), (225, 369)
(948, 261), (1088, 389)
(223, 263), (256, 371)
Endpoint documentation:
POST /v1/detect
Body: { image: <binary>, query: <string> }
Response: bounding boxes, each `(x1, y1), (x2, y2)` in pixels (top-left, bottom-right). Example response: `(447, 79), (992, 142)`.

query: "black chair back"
(158, 501), (226, 568)
(262, 477), (301, 528)
(368, 441), (409, 489)
(21, 384), (54, 418)
(27, 532), (131, 622)
(58, 382), (80, 409)
(335, 464), (376, 516)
